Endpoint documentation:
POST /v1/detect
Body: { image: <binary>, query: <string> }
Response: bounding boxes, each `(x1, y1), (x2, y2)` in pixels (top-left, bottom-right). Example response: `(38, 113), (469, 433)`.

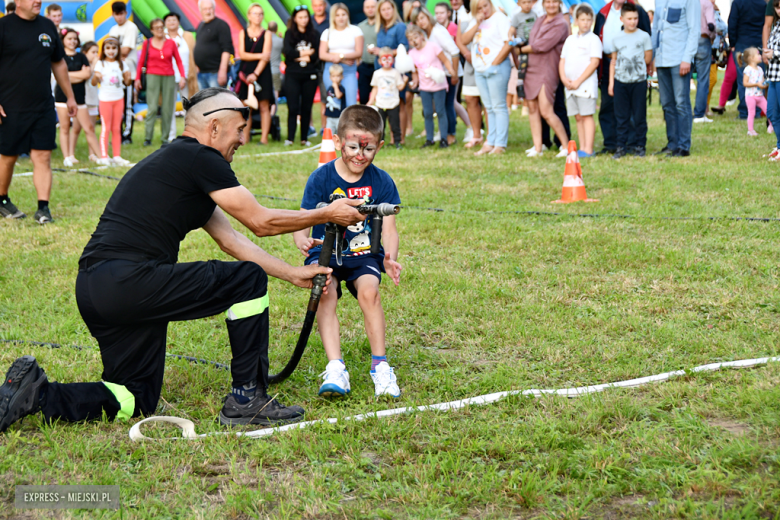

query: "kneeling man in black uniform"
(0, 87), (366, 432)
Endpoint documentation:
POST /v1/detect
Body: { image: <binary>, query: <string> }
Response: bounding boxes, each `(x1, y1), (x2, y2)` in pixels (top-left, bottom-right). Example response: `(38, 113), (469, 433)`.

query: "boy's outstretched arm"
(292, 210), (322, 256)
(381, 215), (401, 286)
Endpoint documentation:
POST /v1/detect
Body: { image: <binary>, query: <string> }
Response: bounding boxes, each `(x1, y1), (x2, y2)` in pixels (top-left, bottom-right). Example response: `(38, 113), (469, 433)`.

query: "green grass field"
(1, 88), (779, 519)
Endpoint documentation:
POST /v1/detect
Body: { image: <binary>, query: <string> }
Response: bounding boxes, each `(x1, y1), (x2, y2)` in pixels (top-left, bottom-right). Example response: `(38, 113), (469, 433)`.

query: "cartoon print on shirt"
(326, 93), (341, 112)
(346, 219), (371, 253)
(335, 188), (374, 255)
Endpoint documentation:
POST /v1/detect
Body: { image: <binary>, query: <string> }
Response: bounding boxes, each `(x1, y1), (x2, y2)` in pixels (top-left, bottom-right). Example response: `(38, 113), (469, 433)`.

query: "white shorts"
(55, 102), (88, 110)
(326, 116), (340, 133)
(566, 96), (597, 117)
(88, 105), (99, 117)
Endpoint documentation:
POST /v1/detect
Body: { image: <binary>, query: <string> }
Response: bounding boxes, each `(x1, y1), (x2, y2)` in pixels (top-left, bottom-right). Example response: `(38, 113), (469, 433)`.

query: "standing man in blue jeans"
(653, 0), (700, 157)
(692, 0), (715, 123)
(194, 0), (233, 89)
(728, 0), (766, 120)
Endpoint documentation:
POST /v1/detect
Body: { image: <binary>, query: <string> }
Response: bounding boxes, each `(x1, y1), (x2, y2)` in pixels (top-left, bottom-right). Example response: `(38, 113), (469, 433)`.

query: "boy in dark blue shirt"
(324, 64), (346, 134)
(294, 105), (402, 398)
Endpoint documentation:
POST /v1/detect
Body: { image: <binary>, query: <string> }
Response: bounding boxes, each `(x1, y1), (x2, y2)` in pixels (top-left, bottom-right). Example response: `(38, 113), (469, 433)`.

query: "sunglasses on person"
(202, 107), (251, 120)
(293, 5), (309, 12)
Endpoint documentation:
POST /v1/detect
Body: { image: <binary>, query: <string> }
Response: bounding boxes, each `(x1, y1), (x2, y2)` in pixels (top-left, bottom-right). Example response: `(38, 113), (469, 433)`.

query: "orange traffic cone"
(552, 141), (598, 204)
(318, 128), (337, 168)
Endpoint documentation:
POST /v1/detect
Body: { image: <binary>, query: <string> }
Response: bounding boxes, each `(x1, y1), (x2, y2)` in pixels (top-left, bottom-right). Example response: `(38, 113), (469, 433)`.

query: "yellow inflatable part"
(134, 102), (184, 121)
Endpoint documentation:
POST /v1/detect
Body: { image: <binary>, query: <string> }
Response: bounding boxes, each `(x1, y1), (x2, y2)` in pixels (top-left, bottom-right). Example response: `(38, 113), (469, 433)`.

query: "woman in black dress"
(55, 27), (100, 167)
(237, 3), (274, 144)
(282, 6), (321, 145)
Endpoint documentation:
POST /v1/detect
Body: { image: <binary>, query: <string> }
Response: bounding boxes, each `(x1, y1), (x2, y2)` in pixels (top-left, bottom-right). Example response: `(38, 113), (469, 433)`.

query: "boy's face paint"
(339, 131), (382, 174)
(380, 54), (394, 68)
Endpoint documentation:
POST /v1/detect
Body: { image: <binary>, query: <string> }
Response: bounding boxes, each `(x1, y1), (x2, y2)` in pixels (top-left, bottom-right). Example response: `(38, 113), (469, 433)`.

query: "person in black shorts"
(55, 27), (100, 168)
(0, 88), (367, 434)
(0, 0), (77, 224)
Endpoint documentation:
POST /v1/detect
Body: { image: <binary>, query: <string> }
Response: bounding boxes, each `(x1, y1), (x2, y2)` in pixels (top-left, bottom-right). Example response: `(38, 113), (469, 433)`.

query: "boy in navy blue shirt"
(294, 105), (402, 398)
(324, 64), (346, 134)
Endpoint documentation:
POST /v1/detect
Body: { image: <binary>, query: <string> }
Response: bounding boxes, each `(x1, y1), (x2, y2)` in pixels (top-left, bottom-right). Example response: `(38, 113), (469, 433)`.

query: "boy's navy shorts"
(306, 253), (385, 299)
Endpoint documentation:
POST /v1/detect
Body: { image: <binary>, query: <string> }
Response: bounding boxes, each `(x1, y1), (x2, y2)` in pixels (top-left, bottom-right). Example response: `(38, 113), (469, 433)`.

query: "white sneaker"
(726, 99), (737, 107)
(284, 140), (293, 146)
(318, 360), (350, 397)
(555, 147), (568, 158)
(63, 156), (75, 167)
(432, 131), (441, 142)
(462, 128), (474, 143)
(526, 148), (544, 157)
(526, 144), (547, 154)
(371, 362), (401, 398)
(693, 116), (713, 124)
(95, 157), (112, 166)
(111, 156), (131, 166)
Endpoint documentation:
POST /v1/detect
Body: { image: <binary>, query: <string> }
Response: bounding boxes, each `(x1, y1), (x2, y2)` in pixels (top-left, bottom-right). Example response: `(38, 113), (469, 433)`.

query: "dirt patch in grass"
(707, 418), (750, 437)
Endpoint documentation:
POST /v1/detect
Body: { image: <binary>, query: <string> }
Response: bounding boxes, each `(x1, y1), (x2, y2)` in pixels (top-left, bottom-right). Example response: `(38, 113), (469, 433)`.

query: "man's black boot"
(0, 356), (48, 433)
(219, 393), (305, 427)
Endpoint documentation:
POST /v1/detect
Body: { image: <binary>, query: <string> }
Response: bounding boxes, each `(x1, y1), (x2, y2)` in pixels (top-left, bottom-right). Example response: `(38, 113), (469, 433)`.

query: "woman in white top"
(319, 3), (364, 107)
(164, 12), (196, 142)
(462, 0), (512, 155)
(413, 7), (471, 145)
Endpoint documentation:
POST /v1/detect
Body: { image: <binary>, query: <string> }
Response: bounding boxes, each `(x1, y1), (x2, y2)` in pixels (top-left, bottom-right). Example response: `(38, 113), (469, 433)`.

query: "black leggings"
(285, 71), (318, 142)
(40, 259), (270, 423)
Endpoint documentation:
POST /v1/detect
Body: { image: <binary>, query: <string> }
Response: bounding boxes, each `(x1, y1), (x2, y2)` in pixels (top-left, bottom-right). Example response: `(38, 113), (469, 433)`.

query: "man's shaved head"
(183, 87), (244, 129)
(182, 87), (247, 162)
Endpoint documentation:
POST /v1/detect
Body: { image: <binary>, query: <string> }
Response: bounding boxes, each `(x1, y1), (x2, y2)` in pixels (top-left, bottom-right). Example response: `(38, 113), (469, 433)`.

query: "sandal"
(474, 144), (494, 156)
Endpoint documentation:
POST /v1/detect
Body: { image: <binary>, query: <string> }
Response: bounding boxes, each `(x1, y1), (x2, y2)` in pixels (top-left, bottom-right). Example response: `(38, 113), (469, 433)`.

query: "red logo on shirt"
(347, 186), (372, 199)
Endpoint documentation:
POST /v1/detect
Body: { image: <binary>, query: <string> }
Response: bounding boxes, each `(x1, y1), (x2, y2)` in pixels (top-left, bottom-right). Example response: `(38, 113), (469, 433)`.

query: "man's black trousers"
(357, 62), (375, 105)
(40, 259), (270, 423)
(599, 55), (639, 150)
(614, 79), (648, 149)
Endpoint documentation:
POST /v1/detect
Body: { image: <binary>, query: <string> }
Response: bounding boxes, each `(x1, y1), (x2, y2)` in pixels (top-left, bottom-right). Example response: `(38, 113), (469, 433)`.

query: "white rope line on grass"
(129, 356), (780, 442)
(232, 142), (322, 159)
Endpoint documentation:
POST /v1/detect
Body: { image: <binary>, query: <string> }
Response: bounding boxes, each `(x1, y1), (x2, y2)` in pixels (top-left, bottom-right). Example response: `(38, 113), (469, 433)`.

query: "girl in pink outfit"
(92, 37), (132, 165)
(739, 47), (772, 136)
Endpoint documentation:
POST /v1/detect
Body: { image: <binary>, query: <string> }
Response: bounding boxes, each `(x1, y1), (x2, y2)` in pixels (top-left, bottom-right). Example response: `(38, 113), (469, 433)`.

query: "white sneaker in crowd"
(284, 140), (293, 146)
(318, 360), (350, 397)
(63, 156), (75, 167)
(526, 148), (544, 157)
(526, 144), (547, 155)
(371, 362), (400, 398)
(693, 116), (713, 123)
(112, 157), (131, 166)
(432, 131), (441, 142)
(95, 157), (112, 166)
(462, 128), (474, 143)
(555, 147), (568, 158)
(726, 99), (737, 107)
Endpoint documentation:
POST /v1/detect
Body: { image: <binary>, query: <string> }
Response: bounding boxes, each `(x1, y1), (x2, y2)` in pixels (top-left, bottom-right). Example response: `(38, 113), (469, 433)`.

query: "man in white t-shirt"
(108, 1), (140, 145)
(559, 4), (602, 157)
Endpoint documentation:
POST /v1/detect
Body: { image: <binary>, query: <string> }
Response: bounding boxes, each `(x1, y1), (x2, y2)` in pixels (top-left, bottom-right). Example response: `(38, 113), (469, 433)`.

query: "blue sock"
(371, 355), (387, 372)
(231, 380), (257, 404)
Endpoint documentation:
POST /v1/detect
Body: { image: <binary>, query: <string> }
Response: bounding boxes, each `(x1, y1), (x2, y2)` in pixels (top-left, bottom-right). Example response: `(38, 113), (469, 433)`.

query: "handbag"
(139, 39), (150, 91)
(233, 32), (263, 95)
